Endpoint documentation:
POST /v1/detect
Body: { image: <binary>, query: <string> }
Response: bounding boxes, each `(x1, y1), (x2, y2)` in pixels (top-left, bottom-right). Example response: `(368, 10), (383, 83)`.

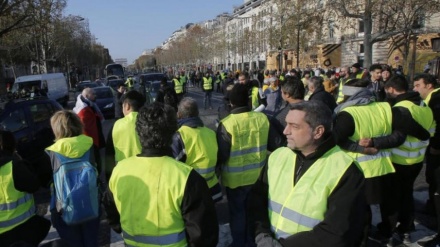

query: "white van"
(12, 73), (69, 106)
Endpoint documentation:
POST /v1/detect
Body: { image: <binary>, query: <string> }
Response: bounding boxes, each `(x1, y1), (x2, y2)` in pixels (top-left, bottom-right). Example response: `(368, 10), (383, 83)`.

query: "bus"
(105, 63), (125, 80)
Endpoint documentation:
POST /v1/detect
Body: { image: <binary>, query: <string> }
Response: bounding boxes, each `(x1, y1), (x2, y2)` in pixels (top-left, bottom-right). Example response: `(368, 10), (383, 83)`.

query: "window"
(30, 103), (53, 123)
(358, 20), (364, 33)
(360, 44), (364, 53)
(1, 108), (28, 132)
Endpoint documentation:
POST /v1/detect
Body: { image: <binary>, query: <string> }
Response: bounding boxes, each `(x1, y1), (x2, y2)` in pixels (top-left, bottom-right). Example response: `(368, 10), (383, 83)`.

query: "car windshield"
(12, 80), (41, 93)
(151, 83), (161, 93)
(142, 74), (164, 83)
(94, 88), (113, 98)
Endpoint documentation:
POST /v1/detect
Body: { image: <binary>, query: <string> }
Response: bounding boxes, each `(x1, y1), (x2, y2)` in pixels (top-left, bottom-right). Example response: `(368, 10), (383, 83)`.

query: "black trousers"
(0, 215), (51, 247)
(380, 162), (423, 234)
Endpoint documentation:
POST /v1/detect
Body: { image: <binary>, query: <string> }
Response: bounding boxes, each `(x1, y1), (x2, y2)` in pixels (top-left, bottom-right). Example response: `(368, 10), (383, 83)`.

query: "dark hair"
(0, 130), (16, 156)
(123, 90), (146, 111)
(229, 83), (249, 107)
(178, 97), (199, 118)
(160, 77), (168, 86)
(369, 64), (383, 72)
(384, 75), (409, 92)
(309, 76), (324, 89)
(382, 65), (393, 74)
(136, 102), (177, 149)
(282, 77), (305, 100)
(414, 73), (437, 87)
(326, 70), (335, 77)
(290, 101), (332, 135)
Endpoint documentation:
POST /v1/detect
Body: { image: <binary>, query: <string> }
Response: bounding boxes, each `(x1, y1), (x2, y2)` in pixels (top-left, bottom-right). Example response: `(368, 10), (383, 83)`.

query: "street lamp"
(278, 45), (282, 72)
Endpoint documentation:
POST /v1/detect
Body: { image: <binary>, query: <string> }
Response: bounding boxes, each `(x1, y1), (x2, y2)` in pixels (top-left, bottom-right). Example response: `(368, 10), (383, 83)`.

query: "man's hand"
(358, 138), (373, 147)
(363, 147), (379, 155)
(255, 233), (283, 247)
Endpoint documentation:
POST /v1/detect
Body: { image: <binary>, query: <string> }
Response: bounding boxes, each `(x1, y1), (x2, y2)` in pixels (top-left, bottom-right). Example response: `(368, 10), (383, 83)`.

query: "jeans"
(226, 185), (256, 247)
(51, 210), (100, 247)
(204, 91), (212, 109)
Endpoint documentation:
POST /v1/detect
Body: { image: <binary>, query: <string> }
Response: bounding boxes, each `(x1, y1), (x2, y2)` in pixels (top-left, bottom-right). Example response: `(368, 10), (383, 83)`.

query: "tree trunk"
(363, 15), (373, 68)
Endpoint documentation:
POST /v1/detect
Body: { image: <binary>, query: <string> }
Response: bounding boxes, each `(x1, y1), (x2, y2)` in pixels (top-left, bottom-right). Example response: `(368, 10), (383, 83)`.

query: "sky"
(65, 0), (243, 65)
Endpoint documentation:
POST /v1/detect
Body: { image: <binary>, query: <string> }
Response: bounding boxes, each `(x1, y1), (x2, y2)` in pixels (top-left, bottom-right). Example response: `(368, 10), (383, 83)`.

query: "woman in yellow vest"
(104, 102), (219, 247)
(250, 101), (365, 246)
(0, 130), (51, 246)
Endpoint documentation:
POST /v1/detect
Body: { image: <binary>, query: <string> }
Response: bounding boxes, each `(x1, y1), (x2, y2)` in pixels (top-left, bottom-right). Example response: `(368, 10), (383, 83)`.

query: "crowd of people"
(2, 61), (440, 247)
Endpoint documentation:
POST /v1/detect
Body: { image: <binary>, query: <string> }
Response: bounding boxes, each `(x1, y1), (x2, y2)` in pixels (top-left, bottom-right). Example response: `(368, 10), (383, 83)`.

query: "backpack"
(51, 150), (99, 225)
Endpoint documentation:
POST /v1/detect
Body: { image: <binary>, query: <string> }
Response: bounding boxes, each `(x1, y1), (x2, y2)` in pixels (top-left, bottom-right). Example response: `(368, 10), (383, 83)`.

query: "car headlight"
(104, 103), (114, 109)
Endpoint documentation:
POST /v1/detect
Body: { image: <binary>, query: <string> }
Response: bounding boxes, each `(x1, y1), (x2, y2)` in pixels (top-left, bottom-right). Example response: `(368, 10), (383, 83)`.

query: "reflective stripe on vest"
(342, 102), (394, 178)
(113, 112), (141, 162)
(178, 125), (218, 188)
(0, 161), (35, 233)
(123, 229), (185, 246)
(391, 100), (434, 165)
(174, 79), (183, 94)
(203, 77), (212, 90)
(110, 156), (190, 247)
(268, 146), (354, 239)
(221, 111), (269, 188)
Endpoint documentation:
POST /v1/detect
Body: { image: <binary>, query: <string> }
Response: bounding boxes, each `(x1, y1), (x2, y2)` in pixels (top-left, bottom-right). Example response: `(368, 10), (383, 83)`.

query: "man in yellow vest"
(357, 75), (432, 245)
(250, 100), (365, 246)
(336, 66), (351, 104)
(349, 63), (367, 80)
(173, 74), (184, 102)
(171, 97), (222, 202)
(104, 102), (218, 247)
(105, 90), (146, 181)
(125, 75), (134, 91)
(0, 130), (51, 246)
(203, 72), (213, 110)
(216, 83), (270, 247)
(413, 74), (440, 247)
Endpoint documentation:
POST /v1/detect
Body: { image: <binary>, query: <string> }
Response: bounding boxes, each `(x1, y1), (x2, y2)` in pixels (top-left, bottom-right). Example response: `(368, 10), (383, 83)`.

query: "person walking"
(250, 101), (365, 247)
(0, 130), (51, 247)
(203, 72), (214, 110)
(104, 102), (219, 247)
(173, 74), (184, 103)
(171, 97), (222, 202)
(73, 87), (105, 175)
(412, 74), (440, 247)
(105, 90), (146, 181)
(217, 83), (270, 247)
(45, 110), (100, 247)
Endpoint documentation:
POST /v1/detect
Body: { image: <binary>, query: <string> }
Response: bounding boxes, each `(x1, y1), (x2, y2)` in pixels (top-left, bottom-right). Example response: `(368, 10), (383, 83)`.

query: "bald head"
(82, 87), (96, 101)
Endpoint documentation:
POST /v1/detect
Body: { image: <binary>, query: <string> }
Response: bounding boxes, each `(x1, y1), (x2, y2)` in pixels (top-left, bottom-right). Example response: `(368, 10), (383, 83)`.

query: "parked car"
(136, 73), (173, 104)
(0, 97), (63, 188)
(106, 79), (124, 92)
(75, 81), (98, 98)
(93, 86), (115, 119)
(12, 73), (69, 106)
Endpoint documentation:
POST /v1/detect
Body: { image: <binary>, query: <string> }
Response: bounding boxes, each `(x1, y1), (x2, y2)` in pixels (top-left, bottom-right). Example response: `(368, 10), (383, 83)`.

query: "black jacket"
(249, 136), (366, 247)
(427, 89), (440, 149)
(367, 80), (386, 102)
(103, 147), (219, 247)
(0, 153), (40, 194)
(309, 87), (337, 112)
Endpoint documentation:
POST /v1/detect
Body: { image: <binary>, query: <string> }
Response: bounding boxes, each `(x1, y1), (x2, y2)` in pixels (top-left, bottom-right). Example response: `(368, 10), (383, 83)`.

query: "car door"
(0, 105), (33, 158)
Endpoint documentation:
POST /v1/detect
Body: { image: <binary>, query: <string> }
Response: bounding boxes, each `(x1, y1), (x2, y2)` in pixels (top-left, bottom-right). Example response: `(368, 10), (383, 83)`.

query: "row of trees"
(152, 0), (440, 72)
(0, 0), (112, 83)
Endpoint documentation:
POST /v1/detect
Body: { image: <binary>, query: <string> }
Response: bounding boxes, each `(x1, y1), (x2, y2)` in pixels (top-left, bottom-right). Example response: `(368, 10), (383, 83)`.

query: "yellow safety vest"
(178, 125), (219, 189)
(279, 75), (285, 81)
(391, 100), (435, 165)
(221, 72), (226, 80)
(268, 147), (354, 239)
(356, 72), (364, 79)
(336, 78), (352, 104)
(174, 79), (183, 94)
(180, 75), (187, 84)
(342, 102), (395, 178)
(125, 78), (134, 88)
(0, 161), (35, 234)
(110, 156), (191, 247)
(221, 111), (269, 188)
(112, 112), (141, 162)
(251, 87), (260, 110)
(424, 88), (440, 105)
(203, 77), (212, 90)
